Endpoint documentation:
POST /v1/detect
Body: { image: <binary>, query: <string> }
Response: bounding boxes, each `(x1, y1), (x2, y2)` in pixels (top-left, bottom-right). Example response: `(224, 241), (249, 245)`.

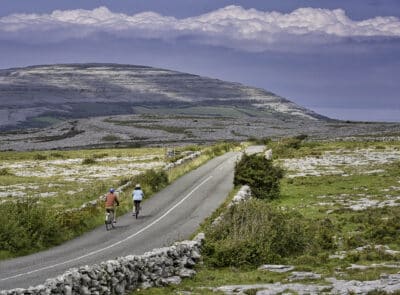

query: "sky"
(0, 0), (399, 122)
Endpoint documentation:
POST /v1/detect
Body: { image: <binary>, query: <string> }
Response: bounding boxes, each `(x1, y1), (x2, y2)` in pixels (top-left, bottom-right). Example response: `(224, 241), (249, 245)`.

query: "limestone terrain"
(1, 63), (399, 151)
(0, 63), (321, 129)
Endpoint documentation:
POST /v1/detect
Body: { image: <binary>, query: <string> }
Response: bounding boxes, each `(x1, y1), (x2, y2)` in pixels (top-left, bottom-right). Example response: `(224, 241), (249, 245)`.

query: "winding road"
(0, 150), (245, 290)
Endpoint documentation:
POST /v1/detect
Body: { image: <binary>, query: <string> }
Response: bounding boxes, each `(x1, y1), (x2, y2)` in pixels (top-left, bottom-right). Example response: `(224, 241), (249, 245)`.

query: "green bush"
(248, 137), (271, 145)
(271, 135), (308, 158)
(0, 168), (14, 176)
(345, 207), (400, 248)
(234, 154), (283, 200)
(133, 169), (169, 194)
(365, 212), (400, 244)
(0, 198), (66, 256)
(49, 152), (65, 158)
(313, 218), (337, 250)
(203, 200), (334, 267)
(33, 153), (47, 160)
(0, 197), (106, 258)
(92, 153), (109, 159)
(82, 157), (97, 165)
(204, 142), (237, 158)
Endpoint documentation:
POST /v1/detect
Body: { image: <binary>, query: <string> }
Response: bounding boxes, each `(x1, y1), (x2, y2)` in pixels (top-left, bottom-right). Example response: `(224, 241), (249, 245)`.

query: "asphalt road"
(0, 151), (242, 290)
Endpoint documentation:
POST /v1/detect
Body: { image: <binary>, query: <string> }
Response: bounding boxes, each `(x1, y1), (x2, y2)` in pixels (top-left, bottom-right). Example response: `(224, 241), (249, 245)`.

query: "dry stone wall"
(163, 151), (201, 170)
(0, 233), (204, 295)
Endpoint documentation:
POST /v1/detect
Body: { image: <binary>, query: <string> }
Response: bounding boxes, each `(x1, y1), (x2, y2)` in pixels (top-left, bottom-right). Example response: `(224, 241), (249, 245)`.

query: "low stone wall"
(1, 233), (204, 295)
(212, 185), (251, 226)
(163, 151), (201, 170)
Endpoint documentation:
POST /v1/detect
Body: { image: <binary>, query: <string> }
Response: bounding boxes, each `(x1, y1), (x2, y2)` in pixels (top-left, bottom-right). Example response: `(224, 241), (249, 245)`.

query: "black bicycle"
(133, 201), (141, 219)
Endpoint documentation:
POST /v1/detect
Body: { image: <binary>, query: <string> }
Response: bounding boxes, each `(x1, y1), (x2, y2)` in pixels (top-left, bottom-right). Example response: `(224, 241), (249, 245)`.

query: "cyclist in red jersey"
(105, 188), (120, 223)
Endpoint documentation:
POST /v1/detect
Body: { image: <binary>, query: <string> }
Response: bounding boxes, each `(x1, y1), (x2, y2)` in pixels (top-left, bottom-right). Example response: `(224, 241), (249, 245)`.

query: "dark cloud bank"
(0, 6), (399, 122)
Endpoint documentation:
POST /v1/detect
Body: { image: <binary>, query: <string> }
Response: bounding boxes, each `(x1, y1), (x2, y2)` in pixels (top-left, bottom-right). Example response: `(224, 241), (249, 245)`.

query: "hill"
(0, 63), (399, 151)
(0, 63), (325, 130)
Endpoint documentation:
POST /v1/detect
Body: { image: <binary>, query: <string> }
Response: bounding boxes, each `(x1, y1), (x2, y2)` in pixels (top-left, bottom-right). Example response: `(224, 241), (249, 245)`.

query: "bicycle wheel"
(110, 212), (115, 229)
(105, 211), (114, 230)
(105, 212), (111, 230)
(135, 203), (139, 219)
(110, 211), (115, 228)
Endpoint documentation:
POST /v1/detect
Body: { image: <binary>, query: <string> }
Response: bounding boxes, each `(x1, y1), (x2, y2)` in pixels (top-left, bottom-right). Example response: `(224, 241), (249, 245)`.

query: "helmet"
(109, 188), (115, 193)
(135, 184), (141, 188)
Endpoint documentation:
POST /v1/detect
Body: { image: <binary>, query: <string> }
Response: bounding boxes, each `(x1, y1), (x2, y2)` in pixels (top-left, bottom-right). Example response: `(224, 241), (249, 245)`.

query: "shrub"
(204, 142), (237, 158)
(312, 218), (337, 250)
(33, 153), (47, 160)
(49, 152), (65, 158)
(365, 213), (400, 244)
(281, 137), (303, 149)
(0, 198), (66, 256)
(234, 154), (284, 200)
(82, 157), (97, 165)
(248, 137), (271, 145)
(0, 168), (14, 176)
(271, 135), (308, 158)
(203, 200), (333, 267)
(133, 169), (169, 194)
(345, 207), (400, 247)
(92, 153), (109, 159)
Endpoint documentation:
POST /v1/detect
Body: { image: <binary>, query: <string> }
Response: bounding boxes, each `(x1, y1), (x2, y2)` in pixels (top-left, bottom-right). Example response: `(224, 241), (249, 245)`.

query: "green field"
(135, 138), (400, 294)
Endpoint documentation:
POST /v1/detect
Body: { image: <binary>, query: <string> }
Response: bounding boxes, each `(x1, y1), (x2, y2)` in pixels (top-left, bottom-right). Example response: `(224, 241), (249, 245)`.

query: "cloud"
(1, 5), (399, 51)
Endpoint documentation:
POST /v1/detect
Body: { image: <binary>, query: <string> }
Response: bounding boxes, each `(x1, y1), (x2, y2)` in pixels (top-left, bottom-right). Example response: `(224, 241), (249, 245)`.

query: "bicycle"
(105, 208), (116, 230)
(133, 201), (141, 219)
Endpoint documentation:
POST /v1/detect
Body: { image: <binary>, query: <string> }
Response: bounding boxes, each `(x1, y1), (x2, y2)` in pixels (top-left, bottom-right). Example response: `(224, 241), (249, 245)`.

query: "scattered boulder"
(258, 264), (295, 273)
(288, 271), (322, 281)
(264, 149), (273, 160)
(213, 283), (331, 295)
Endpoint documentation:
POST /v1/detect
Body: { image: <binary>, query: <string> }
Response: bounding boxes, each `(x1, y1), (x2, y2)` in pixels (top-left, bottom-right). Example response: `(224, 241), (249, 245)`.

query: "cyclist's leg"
(134, 200), (140, 214)
(105, 208), (113, 230)
(105, 208), (110, 223)
(105, 207), (115, 221)
(135, 200), (141, 219)
(111, 207), (116, 223)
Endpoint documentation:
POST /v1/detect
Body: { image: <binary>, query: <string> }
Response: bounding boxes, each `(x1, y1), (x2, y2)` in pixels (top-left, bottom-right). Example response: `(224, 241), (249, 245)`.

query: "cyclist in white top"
(132, 184), (144, 216)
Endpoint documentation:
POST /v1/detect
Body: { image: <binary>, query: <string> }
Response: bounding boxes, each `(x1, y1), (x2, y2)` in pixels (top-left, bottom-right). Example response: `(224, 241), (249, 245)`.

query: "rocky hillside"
(1, 63), (399, 151)
(0, 63), (325, 130)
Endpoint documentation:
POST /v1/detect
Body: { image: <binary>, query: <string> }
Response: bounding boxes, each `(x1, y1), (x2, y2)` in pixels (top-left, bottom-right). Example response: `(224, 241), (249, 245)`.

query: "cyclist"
(105, 188), (120, 223)
(132, 184), (144, 216)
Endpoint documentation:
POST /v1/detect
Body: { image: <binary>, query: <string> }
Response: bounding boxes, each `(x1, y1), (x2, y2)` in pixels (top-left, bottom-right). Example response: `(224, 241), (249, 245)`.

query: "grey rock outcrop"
(213, 273), (400, 294)
(257, 264), (294, 273)
(213, 283), (331, 295)
(229, 185), (251, 206)
(288, 271), (322, 281)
